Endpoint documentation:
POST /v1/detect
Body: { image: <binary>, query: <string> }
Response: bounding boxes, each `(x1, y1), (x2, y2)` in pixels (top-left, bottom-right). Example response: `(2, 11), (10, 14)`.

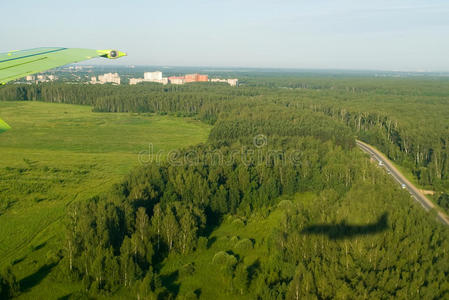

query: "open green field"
(0, 101), (211, 298)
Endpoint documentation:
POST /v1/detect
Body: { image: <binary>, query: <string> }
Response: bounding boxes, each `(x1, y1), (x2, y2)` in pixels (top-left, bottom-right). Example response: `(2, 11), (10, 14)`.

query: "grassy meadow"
(0, 101), (211, 298)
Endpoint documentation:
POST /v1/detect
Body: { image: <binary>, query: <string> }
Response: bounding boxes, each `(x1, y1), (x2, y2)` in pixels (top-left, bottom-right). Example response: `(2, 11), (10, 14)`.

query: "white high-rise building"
(227, 79), (239, 87)
(91, 73), (121, 85)
(129, 78), (144, 85)
(98, 73), (121, 85)
(211, 78), (239, 87)
(144, 71), (162, 81)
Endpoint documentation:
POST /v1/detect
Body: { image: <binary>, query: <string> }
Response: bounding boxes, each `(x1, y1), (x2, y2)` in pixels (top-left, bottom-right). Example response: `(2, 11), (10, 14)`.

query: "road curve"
(356, 140), (449, 226)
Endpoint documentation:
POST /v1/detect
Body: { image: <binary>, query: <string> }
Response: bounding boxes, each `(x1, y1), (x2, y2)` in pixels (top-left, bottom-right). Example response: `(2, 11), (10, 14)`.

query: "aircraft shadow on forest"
(301, 213), (389, 240)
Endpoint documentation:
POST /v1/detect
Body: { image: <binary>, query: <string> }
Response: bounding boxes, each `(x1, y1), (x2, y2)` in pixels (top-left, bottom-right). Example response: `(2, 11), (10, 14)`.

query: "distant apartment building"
(144, 71), (163, 81)
(168, 76), (185, 85)
(130, 71), (168, 85)
(99, 73), (121, 84)
(185, 73), (208, 83)
(156, 77), (169, 85)
(25, 74), (57, 83)
(211, 78), (239, 86)
(129, 78), (144, 85)
(198, 74), (208, 82)
(91, 73), (121, 85)
(184, 74), (195, 83)
(129, 71), (237, 86)
(227, 79), (238, 87)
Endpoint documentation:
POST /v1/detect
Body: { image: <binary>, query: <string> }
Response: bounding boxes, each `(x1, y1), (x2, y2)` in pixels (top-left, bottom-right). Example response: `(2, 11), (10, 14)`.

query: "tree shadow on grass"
(57, 291), (90, 300)
(12, 256), (26, 265)
(20, 262), (57, 292)
(202, 207), (222, 237)
(159, 270), (180, 299)
(32, 241), (47, 251)
(194, 288), (202, 298)
(247, 259), (261, 284)
(207, 236), (217, 249)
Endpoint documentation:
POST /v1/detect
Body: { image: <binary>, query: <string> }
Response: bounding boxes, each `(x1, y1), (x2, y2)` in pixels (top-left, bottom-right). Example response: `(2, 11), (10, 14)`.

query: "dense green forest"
(1, 77), (449, 298)
(2, 80), (448, 195)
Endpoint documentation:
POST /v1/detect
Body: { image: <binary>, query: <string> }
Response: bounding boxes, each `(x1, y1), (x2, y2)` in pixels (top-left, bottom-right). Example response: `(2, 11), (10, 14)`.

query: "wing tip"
(97, 49), (127, 59)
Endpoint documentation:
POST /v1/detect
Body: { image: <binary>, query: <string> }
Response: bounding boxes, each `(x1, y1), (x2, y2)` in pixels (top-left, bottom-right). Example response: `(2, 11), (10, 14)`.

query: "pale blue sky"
(2, 0), (449, 71)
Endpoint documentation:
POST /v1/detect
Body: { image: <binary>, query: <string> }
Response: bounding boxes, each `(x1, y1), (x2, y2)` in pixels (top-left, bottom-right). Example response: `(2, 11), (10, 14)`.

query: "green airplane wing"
(0, 47), (126, 84)
(0, 118), (11, 134)
(0, 47), (126, 133)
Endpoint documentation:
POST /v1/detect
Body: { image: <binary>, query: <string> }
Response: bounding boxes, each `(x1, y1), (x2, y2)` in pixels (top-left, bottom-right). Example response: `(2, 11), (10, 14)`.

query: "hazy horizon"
(3, 0), (449, 71)
(74, 64), (449, 76)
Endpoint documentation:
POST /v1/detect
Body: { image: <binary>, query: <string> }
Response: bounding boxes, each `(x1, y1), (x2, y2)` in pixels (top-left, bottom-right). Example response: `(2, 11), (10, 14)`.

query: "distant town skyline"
(2, 0), (449, 72)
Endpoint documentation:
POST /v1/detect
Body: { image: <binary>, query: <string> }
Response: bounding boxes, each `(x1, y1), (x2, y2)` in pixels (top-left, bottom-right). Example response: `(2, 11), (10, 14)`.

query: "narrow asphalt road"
(356, 140), (449, 226)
